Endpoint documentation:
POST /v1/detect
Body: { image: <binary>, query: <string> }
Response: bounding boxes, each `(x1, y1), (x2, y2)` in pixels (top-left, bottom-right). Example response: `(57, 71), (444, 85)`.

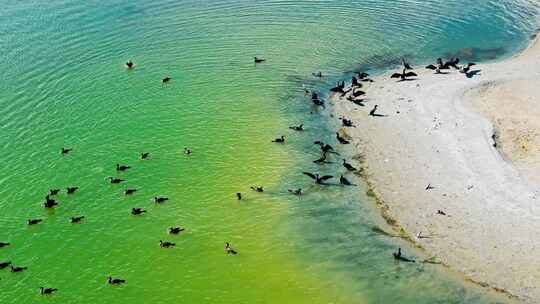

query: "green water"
(1, 0), (539, 303)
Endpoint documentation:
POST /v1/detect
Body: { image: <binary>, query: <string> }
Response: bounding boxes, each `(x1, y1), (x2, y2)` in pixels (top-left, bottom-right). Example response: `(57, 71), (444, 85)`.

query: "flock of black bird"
(1, 55), (476, 296)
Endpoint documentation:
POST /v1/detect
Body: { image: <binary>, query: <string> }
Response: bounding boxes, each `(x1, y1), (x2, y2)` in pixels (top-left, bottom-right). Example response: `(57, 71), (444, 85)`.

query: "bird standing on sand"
(391, 68), (417, 81)
(336, 132), (350, 145)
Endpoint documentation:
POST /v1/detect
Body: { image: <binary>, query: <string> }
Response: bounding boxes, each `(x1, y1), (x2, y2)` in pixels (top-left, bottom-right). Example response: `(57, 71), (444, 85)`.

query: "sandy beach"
(332, 35), (540, 302)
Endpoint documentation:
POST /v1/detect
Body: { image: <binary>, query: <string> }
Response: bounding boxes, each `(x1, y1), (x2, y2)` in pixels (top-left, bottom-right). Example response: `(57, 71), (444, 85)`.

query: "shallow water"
(0, 0), (538, 303)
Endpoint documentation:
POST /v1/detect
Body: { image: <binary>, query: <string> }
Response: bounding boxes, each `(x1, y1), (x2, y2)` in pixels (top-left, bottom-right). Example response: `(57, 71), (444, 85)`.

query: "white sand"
(332, 36), (540, 302)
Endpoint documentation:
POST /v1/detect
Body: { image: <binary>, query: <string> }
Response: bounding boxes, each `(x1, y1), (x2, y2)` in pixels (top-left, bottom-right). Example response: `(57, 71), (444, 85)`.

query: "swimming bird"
(116, 164), (131, 171)
(124, 189), (137, 195)
(391, 69), (417, 81)
(288, 188), (303, 196)
(236, 192), (242, 200)
(314, 141), (337, 154)
(159, 240), (175, 248)
(27, 219), (43, 225)
(108, 276), (126, 285)
(401, 57), (413, 70)
(168, 227), (185, 234)
(154, 196), (169, 204)
(0, 261), (11, 269)
(40, 287), (58, 295)
(225, 242), (238, 255)
(61, 147), (72, 155)
(184, 147), (193, 155)
(340, 175), (355, 186)
(162, 77), (171, 83)
(250, 186), (264, 193)
(49, 189), (60, 196)
(140, 152), (150, 160)
(0, 242), (9, 248)
(43, 195), (58, 208)
(10, 265), (27, 273)
(70, 216), (85, 223)
(312, 71), (323, 77)
(393, 248), (415, 263)
(107, 177), (124, 184)
(125, 60), (134, 69)
(289, 124), (304, 131)
(313, 153), (330, 164)
(66, 186), (78, 194)
(342, 159), (357, 171)
(310, 92), (325, 107)
(272, 136), (285, 143)
(254, 57), (266, 63)
(303, 172), (333, 184)
(131, 208), (147, 215)
(336, 132), (350, 145)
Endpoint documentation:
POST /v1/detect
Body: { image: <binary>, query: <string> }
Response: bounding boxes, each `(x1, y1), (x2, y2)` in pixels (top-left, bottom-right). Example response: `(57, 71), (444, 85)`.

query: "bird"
(162, 76), (171, 83)
(125, 60), (134, 69)
(459, 62), (476, 74)
(49, 189), (60, 196)
(341, 118), (354, 127)
(225, 242), (238, 255)
(314, 141), (337, 154)
(250, 186), (264, 193)
(131, 208), (147, 215)
(124, 189), (137, 195)
(340, 175), (355, 186)
(351, 76), (361, 88)
(425, 184), (435, 190)
(154, 196), (169, 204)
(288, 188), (303, 196)
(10, 265), (27, 273)
(0, 242), (9, 248)
(310, 92), (325, 107)
(303, 172), (333, 184)
(43, 195), (58, 208)
(140, 152), (150, 160)
(60, 147), (72, 155)
(159, 240), (176, 248)
(391, 68), (417, 81)
(184, 148), (193, 155)
(108, 276), (126, 285)
(312, 71), (323, 77)
(116, 164), (131, 171)
(168, 227), (185, 235)
(272, 136), (285, 143)
(254, 57), (266, 63)
(27, 219), (43, 225)
(393, 248), (415, 263)
(351, 88), (366, 97)
(313, 153), (329, 165)
(437, 210), (447, 216)
(336, 132), (350, 144)
(40, 287), (58, 295)
(70, 216), (85, 223)
(369, 105), (385, 117)
(342, 159), (357, 171)
(289, 124), (304, 131)
(0, 261), (11, 269)
(236, 192), (242, 200)
(66, 186), (78, 194)
(107, 177), (125, 184)
(330, 81), (346, 94)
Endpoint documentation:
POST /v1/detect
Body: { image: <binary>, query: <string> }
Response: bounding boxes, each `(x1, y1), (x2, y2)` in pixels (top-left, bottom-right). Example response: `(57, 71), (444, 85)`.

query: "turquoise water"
(0, 0), (538, 303)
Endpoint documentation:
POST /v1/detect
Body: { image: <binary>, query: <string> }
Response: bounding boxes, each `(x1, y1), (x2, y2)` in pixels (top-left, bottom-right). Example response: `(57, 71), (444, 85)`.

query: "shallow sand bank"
(332, 36), (540, 302)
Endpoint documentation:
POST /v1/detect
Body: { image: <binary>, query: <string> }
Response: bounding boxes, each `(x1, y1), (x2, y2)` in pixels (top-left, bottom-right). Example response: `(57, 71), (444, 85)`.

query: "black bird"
(459, 63), (476, 74)
(310, 92), (325, 107)
(0, 261), (11, 269)
(313, 153), (330, 164)
(348, 97), (365, 106)
(40, 287), (58, 295)
(391, 68), (417, 81)
(312, 71), (323, 77)
(43, 195), (58, 208)
(336, 132), (350, 144)
(0, 242), (9, 248)
(125, 60), (134, 69)
(61, 147), (72, 155)
(356, 72), (374, 82)
(131, 208), (147, 215)
(140, 152), (150, 160)
(162, 76), (171, 83)
(168, 227), (185, 235)
(289, 124), (304, 131)
(314, 141), (337, 154)
(425, 184), (435, 190)
(351, 76), (361, 88)
(154, 196), (169, 204)
(272, 136), (285, 143)
(340, 175), (355, 186)
(10, 266), (27, 273)
(330, 81), (345, 94)
(250, 186), (264, 193)
(254, 57), (266, 63)
(66, 186), (78, 194)
(236, 192), (242, 200)
(342, 159), (357, 171)
(116, 164), (131, 171)
(49, 189), (60, 196)
(159, 240), (176, 248)
(225, 242), (238, 255)
(369, 105), (385, 117)
(351, 88), (366, 98)
(288, 188), (303, 196)
(70, 216), (85, 223)
(303, 172), (333, 184)
(341, 118), (354, 127)
(108, 177), (124, 184)
(27, 219), (43, 225)
(108, 276), (126, 285)
(124, 189), (137, 195)
(401, 57), (413, 70)
(393, 248), (415, 263)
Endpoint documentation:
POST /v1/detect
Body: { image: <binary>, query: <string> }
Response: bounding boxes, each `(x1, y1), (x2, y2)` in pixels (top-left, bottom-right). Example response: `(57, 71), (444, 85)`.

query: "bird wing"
(390, 73), (402, 78)
(303, 172), (317, 180)
(405, 72), (417, 77)
(320, 175), (333, 181)
(468, 62), (476, 67)
(425, 64), (437, 70)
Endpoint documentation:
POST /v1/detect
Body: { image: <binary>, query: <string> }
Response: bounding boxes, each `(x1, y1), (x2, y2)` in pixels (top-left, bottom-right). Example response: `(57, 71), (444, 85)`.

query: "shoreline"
(331, 33), (540, 302)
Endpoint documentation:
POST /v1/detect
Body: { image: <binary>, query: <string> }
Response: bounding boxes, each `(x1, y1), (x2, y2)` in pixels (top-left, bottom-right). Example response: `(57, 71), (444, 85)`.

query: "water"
(0, 0), (538, 303)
